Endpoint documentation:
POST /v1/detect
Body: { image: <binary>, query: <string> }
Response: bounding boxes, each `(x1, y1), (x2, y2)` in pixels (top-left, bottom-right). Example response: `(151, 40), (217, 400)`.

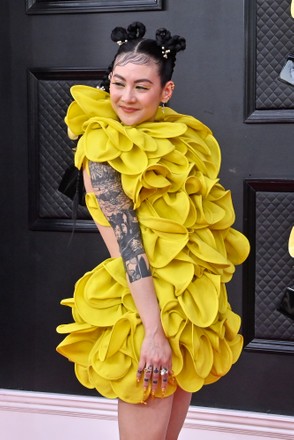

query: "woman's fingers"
(143, 364), (153, 393)
(151, 366), (160, 396)
(136, 367), (143, 383)
(137, 364), (172, 398)
(160, 367), (169, 397)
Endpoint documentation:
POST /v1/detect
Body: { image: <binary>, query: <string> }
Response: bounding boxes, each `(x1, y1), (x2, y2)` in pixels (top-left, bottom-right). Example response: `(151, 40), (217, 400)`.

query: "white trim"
(0, 389), (293, 439)
(183, 405), (294, 439)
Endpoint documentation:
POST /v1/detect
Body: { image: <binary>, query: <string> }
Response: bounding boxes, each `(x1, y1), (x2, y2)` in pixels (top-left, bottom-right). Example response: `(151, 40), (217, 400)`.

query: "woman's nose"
(121, 87), (136, 102)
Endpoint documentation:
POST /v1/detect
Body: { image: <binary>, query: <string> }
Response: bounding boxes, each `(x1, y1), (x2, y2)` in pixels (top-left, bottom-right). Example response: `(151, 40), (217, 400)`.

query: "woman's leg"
(165, 388), (192, 440)
(118, 388), (192, 440)
(118, 394), (174, 440)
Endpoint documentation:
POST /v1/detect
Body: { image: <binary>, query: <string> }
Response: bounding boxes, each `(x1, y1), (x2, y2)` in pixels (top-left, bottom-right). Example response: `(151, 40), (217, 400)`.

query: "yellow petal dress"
(56, 85), (250, 403)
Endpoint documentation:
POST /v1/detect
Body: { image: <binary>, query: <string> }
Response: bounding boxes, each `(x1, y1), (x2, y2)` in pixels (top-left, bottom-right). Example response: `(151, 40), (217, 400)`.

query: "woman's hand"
(137, 327), (172, 398)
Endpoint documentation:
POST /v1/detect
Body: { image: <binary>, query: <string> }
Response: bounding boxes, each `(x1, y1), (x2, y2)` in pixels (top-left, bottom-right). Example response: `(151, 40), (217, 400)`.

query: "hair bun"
(155, 27), (186, 55)
(111, 27), (128, 43)
(127, 22), (146, 40)
(169, 35), (186, 53)
(155, 28), (171, 46)
(111, 22), (146, 44)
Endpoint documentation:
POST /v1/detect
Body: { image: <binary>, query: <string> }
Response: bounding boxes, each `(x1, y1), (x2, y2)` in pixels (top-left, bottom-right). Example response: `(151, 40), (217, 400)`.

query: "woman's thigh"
(165, 388), (192, 440)
(118, 394), (174, 440)
(117, 388), (192, 440)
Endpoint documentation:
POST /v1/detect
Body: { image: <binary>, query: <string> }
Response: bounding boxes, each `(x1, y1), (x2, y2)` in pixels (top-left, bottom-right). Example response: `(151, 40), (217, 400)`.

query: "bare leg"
(118, 394), (174, 440)
(165, 388), (192, 440)
(118, 388), (191, 440)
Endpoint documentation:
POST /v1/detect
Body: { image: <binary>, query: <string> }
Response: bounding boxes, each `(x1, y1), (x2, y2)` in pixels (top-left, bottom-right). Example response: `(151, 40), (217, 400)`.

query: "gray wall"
(1, 0), (294, 415)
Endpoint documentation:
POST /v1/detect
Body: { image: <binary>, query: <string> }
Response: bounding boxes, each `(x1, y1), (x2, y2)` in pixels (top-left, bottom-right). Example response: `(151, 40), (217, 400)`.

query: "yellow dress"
(56, 85), (250, 404)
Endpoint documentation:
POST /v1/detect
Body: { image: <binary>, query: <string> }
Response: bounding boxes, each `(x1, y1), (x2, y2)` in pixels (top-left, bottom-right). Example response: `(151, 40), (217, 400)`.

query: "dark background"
(1, 0), (294, 415)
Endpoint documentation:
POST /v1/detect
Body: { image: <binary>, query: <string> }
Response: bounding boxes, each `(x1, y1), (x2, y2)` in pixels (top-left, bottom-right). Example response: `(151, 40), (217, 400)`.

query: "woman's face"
(109, 61), (174, 126)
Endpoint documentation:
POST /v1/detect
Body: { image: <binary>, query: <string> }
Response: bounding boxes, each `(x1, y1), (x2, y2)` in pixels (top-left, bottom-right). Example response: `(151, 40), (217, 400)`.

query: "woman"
(57, 22), (250, 439)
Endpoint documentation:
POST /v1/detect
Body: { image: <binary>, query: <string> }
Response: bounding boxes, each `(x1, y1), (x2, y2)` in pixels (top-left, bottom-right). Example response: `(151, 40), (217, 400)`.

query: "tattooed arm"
(88, 160), (150, 283)
(88, 161), (172, 375)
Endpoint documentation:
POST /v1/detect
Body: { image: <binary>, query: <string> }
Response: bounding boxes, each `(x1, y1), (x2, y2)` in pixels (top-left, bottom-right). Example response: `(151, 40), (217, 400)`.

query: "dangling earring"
(161, 102), (165, 114)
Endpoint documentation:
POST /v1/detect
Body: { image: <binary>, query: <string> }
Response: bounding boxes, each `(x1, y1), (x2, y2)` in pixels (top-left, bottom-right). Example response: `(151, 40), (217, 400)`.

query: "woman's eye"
(111, 82), (149, 91)
(112, 82), (125, 88)
(136, 86), (149, 91)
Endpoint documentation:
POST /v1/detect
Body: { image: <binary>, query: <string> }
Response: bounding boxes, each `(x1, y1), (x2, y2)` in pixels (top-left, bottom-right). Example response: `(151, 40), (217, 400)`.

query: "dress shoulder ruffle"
(57, 85), (250, 403)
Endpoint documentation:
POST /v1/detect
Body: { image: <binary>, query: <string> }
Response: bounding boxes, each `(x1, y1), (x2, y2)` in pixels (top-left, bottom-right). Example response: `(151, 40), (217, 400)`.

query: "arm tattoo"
(89, 161), (151, 283)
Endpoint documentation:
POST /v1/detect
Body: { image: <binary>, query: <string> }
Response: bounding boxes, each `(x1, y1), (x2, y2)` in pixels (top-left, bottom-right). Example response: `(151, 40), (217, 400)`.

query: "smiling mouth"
(120, 106), (138, 113)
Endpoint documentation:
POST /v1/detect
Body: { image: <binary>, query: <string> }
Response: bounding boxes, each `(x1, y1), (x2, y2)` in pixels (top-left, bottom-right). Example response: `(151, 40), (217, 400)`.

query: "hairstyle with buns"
(100, 21), (186, 92)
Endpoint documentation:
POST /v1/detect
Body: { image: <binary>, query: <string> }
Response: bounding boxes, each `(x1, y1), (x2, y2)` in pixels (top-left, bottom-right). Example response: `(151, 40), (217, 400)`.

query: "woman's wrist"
(143, 321), (165, 338)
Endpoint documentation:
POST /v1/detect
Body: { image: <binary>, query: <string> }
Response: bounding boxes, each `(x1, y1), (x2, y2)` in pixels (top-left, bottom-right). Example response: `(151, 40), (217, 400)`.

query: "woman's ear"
(161, 81), (175, 103)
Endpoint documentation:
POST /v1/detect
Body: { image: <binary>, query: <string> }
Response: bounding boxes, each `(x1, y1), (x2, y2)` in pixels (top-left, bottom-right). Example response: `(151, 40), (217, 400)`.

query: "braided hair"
(100, 21), (186, 92)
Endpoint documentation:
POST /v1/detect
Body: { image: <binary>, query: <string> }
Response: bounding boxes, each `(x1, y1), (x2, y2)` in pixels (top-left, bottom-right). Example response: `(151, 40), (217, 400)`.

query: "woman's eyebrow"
(113, 73), (153, 84)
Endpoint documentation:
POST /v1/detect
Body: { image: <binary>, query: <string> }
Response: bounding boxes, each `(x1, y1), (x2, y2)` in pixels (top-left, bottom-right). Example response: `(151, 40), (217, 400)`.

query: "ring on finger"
(160, 367), (169, 376)
(144, 365), (153, 372)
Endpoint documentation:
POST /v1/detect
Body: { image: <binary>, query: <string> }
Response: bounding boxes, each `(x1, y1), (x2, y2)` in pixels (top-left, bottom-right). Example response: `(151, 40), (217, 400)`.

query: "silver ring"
(144, 365), (153, 372)
(160, 367), (169, 376)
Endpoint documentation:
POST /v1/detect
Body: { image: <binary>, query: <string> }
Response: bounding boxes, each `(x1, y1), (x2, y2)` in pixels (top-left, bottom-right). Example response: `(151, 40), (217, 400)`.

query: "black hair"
(100, 21), (186, 91)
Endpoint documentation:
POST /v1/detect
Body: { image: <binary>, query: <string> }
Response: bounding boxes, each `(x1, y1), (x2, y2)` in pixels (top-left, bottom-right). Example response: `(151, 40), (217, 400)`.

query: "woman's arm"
(88, 161), (172, 395)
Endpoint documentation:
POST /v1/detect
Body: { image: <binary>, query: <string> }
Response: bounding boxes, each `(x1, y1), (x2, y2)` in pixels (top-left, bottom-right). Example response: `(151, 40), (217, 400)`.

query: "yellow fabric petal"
(211, 338), (233, 377)
(75, 364), (94, 389)
(56, 327), (101, 366)
(176, 347), (205, 392)
(87, 367), (117, 398)
(91, 351), (132, 380)
(70, 85), (117, 119)
(179, 273), (220, 327)
(109, 146), (148, 175)
(225, 228), (250, 265)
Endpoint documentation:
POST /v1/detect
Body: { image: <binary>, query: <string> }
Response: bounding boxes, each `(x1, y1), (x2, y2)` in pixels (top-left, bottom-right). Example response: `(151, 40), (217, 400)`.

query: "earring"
(161, 102), (166, 114)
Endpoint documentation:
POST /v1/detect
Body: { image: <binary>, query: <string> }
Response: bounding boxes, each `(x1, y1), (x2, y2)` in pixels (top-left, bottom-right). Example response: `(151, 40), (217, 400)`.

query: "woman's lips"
(120, 106), (138, 113)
